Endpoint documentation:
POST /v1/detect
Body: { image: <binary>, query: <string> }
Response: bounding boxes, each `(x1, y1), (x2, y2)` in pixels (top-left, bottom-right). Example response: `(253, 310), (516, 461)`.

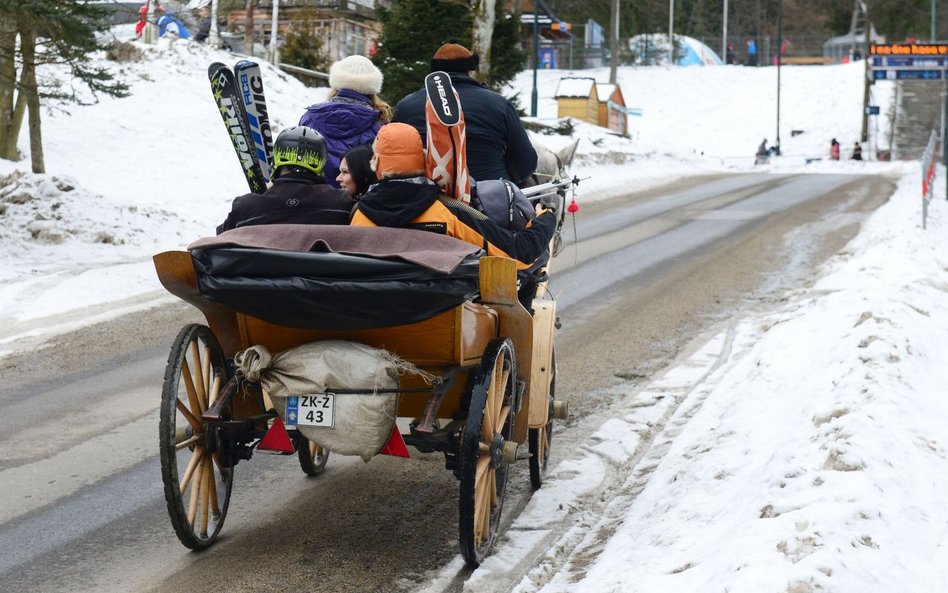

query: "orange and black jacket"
(350, 177), (556, 267)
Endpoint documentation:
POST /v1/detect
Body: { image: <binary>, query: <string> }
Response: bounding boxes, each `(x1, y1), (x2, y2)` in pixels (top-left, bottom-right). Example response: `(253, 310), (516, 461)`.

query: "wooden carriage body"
(153, 248), (556, 443)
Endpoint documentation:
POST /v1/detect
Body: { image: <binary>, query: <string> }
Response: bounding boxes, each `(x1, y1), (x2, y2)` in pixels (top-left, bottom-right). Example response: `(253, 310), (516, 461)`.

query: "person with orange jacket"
(350, 123), (557, 269)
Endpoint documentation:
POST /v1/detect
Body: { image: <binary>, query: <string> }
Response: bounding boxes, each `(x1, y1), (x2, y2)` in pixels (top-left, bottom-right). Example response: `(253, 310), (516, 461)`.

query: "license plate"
(285, 392), (335, 428)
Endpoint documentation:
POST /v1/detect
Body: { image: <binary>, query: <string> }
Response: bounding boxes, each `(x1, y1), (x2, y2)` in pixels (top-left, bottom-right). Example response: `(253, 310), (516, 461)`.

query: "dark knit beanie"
(430, 43), (480, 73)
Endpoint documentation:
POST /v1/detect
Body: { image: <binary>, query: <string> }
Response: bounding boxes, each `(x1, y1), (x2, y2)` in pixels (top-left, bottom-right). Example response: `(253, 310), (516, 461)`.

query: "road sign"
(870, 44), (948, 82)
(865, 105), (880, 115)
(873, 69), (944, 80)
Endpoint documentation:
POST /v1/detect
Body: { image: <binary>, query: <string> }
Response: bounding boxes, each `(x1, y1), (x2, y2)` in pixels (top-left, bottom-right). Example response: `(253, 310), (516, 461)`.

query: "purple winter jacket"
(299, 89), (383, 188)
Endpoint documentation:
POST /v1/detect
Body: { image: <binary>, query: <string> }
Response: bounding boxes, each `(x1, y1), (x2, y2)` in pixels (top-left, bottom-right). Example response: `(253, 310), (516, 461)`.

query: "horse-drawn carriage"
(153, 179), (576, 567)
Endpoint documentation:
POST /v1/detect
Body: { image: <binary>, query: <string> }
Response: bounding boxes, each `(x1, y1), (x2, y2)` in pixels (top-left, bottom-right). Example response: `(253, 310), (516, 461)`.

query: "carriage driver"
(350, 122), (558, 269)
(217, 126), (355, 234)
(392, 43), (537, 186)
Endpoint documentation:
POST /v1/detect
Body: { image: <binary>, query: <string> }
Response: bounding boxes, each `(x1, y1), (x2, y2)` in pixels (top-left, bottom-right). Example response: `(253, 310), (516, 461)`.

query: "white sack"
(235, 340), (426, 462)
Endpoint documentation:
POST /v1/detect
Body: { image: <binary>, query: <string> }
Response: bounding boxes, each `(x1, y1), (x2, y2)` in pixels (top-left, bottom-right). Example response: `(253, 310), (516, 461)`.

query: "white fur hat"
(329, 55), (383, 95)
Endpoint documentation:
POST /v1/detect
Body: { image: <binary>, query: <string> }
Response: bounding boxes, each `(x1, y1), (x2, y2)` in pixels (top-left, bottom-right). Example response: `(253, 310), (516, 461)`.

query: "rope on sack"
(380, 350), (438, 386)
(234, 345), (272, 383)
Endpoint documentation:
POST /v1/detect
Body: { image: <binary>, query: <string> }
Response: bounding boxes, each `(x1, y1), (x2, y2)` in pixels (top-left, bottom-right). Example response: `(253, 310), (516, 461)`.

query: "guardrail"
(278, 63), (330, 82)
(921, 129), (939, 229)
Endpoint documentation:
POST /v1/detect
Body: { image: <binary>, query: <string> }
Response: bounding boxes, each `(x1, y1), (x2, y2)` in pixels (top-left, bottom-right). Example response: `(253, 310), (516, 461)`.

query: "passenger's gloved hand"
(539, 193), (560, 214)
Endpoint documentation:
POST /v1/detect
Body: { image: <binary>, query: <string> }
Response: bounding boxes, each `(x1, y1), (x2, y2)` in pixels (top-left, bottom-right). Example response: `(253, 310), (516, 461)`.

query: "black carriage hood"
(188, 225), (484, 330)
(189, 224), (479, 274)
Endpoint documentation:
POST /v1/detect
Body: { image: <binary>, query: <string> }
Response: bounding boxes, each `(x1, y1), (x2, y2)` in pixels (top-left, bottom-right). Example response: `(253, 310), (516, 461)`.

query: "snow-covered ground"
(3, 34), (948, 592)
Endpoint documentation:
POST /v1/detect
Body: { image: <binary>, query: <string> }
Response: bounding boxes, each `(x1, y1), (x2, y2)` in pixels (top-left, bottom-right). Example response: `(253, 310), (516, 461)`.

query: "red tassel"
(567, 198), (580, 213)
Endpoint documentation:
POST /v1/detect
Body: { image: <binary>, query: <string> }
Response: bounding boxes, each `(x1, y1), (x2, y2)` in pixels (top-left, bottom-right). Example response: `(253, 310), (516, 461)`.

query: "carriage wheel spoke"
(481, 470), (494, 544)
(189, 341), (207, 411)
(208, 374), (221, 407)
(497, 405), (511, 433)
(180, 358), (204, 416)
(495, 368), (510, 428)
(208, 462), (220, 515)
(482, 385), (495, 444)
(187, 456), (203, 526)
(175, 398), (203, 433)
(200, 459), (211, 536)
(201, 343), (212, 402)
(180, 446), (204, 494)
(176, 435), (201, 450)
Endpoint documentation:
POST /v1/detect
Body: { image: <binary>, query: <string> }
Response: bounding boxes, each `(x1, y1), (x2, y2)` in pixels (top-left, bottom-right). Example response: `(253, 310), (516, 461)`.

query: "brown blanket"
(187, 224), (481, 274)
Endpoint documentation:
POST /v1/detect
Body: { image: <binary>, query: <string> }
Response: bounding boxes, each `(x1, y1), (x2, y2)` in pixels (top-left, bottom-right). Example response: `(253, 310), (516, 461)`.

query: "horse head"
(531, 138), (579, 183)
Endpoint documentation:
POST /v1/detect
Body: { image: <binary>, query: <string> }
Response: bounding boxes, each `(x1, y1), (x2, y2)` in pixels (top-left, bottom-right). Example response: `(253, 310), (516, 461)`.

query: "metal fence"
(539, 33), (854, 70)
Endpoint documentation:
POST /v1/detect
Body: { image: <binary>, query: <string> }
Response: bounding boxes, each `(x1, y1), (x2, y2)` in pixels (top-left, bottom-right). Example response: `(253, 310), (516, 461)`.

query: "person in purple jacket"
(299, 55), (392, 188)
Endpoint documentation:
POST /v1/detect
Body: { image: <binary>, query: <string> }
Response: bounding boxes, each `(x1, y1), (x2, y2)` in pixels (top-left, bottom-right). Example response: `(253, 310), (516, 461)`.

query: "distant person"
(392, 43), (537, 185)
(726, 42), (735, 65)
(757, 139), (769, 157)
(830, 138), (840, 160)
(336, 145), (377, 200)
(746, 39), (758, 66)
(217, 126), (354, 233)
(755, 138), (770, 165)
(851, 141), (863, 161)
(299, 55), (392, 189)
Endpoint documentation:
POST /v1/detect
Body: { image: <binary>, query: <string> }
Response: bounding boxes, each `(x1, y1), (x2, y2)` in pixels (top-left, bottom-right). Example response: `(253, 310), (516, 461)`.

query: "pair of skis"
(208, 60), (274, 194)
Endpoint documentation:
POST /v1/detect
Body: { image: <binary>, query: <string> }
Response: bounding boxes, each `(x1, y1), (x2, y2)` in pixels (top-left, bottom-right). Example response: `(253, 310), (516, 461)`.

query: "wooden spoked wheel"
(529, 348), (556, 490)
(159, 324), (233, 550)
(459, 338), (516, 567)
(297, 437), (330, 476)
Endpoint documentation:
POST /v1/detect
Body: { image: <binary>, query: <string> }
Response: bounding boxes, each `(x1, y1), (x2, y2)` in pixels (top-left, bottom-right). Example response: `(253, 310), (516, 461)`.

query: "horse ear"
(558, 139), (580, 169)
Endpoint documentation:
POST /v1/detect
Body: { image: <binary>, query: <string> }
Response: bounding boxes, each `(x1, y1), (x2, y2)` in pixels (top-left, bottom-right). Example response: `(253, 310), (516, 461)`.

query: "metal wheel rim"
(159, 324), (233, 549)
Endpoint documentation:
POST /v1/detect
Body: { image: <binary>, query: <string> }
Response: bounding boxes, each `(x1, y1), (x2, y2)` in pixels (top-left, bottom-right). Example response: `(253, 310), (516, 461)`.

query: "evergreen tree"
(281, 13), (330, 86)
(0, 0), (128, 172)
(374, 0), (527, 104)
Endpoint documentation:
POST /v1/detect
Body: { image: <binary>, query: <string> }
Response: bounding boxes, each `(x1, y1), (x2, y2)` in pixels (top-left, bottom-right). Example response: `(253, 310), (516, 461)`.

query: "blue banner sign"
(874, 69), (944, 80)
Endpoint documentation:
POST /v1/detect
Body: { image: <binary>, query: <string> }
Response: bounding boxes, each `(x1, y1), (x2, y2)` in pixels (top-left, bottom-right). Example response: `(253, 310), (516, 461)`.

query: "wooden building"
(554, 77), (598, 125)
(595, 83), (628, 135)
(226, 0), (388, 63)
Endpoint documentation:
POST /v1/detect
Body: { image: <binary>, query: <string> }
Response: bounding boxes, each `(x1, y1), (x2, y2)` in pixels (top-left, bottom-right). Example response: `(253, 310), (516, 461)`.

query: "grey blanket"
(187, 224), (481, 274)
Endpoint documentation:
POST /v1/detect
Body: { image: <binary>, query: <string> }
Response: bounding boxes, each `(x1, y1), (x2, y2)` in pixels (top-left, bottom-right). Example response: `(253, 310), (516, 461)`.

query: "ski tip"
(234, 59), (259, 70)
(208, 62), (230, 75)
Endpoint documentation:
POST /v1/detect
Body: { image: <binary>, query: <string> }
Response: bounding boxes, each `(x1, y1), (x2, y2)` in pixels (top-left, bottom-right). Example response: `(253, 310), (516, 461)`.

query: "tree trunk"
(0, 11), (19, 161)
(20, 22), (43, 173)
(471, 0), (496, 82)
(609, 0), (618, 83)
(244, 0), (255, 56)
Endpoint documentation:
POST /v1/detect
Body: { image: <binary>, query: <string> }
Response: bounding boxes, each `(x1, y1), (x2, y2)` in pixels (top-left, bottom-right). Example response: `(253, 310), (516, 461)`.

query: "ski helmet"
(273, 126), (328, 177)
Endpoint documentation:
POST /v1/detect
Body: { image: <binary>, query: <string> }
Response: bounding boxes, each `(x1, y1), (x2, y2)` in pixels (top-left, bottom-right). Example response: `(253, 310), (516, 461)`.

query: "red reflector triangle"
(379, 425), (410, 458)
(258, 417), (296, 453)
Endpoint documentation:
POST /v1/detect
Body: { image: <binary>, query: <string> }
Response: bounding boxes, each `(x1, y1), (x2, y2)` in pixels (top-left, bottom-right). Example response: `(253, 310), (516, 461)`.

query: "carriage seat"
(188, 224), (483, 331)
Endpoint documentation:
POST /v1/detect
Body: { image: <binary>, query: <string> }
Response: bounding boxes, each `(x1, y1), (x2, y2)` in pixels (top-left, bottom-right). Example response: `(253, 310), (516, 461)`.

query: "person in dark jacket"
(350, 123), (556, 269)
(392, 43), (538, 186)
(217, 126), (354, 234)
(299, 55), (391, 189)
(336, 145), (377, 199)
(851, 141), (863, 161)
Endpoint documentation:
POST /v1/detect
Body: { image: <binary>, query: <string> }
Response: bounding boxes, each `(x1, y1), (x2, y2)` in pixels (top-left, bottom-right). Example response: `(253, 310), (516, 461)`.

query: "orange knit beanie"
(373, 123), (425, 178)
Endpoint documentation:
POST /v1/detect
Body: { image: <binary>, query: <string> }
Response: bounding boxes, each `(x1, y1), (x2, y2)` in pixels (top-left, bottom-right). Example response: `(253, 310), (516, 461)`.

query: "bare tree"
(471, 0), (496, 81)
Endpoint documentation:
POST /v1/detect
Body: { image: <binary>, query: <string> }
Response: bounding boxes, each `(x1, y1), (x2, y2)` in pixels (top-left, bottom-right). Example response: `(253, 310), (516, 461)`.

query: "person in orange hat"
(392, 42), (538, 186)
(350, 123), (557, 269)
